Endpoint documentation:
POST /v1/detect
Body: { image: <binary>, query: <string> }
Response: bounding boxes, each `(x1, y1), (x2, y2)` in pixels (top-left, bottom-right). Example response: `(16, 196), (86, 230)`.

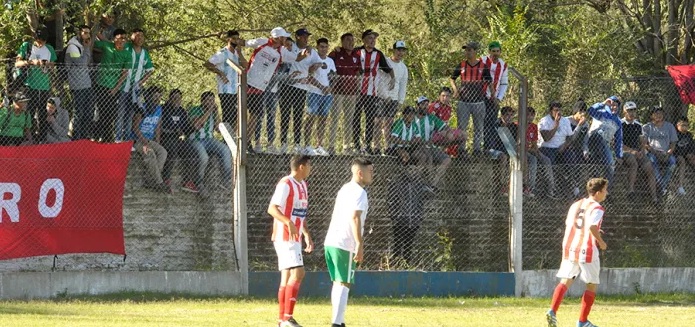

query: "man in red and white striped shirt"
(353, 29), (394, 155)
(481, 41), (509, 150)
(546, 178), (608, 327)
(268, 155), (314, 327)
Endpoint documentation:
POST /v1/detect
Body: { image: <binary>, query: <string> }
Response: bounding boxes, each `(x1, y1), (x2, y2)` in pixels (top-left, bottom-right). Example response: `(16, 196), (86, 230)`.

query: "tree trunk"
(666, 0), (679, 64)
(653, 0), (663, 68)
(682, 0), (694, 63)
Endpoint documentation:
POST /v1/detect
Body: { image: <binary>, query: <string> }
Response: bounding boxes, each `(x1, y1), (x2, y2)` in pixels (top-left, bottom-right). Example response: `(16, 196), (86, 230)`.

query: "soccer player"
(267, 155), (314, 327)
(546, 177), (609, 327)
(324, 158), (375, 327)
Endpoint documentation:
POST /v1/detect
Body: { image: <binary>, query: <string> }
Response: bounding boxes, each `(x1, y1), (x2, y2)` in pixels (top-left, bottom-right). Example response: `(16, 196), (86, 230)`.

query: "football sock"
(331, 284), (350, 324)
(284, 280), (301, 319)
(550, 283), (568, 313)
(579, 290), (596, 322)
(278, 286), (286, 321)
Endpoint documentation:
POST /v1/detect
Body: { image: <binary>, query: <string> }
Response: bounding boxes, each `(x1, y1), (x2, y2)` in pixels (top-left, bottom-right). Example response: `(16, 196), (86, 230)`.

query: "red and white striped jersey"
(481, 55), (509, 101)
(356, 46), (390, 96)
(562, 198), (605, 263)
(246, 38), (298, 93)
(269, 175), (308, 242)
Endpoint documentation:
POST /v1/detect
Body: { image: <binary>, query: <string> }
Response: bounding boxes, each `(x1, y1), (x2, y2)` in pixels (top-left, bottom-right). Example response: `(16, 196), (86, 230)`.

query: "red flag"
(667, 65), (695, 105)
(0, 140), (131, 260)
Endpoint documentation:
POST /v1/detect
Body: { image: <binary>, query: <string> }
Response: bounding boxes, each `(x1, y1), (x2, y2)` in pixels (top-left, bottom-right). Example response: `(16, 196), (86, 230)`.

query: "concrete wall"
(522, 268), (695, 297)
(0, 271), (242, 299)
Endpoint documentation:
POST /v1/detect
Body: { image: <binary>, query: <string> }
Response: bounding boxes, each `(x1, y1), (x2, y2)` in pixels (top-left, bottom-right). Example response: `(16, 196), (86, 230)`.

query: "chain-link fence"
(2, 53), (694, 276)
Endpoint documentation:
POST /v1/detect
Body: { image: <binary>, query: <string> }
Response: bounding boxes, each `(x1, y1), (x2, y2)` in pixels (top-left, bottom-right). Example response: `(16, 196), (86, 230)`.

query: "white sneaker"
(677, 186), (686, 195)
(266, 145), (280, 155)
(314, 146), (329, 156)
(253, 144), (263, 153)
(304, 145), (317, 156)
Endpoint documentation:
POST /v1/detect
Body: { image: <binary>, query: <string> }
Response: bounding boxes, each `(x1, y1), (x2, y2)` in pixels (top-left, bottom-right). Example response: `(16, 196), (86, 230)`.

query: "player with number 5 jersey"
(267, 155), (314, 327)
(546, 178), (609, 327)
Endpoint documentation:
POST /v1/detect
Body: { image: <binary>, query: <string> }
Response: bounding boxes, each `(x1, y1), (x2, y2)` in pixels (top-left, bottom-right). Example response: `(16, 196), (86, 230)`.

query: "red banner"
(0, 140), (131, 260)
(667, 65), (695, 105)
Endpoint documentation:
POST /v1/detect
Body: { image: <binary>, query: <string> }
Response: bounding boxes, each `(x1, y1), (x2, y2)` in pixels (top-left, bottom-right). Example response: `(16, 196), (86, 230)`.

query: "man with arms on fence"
(325, 157), (374, 327)
(267, 155), (314, 327)
(93, 28), (131, 142)
(546, 177), (609, 327)
(65, 24), (94, 140)
(481, 41), (509, 151)
(303, 37), (336, 156)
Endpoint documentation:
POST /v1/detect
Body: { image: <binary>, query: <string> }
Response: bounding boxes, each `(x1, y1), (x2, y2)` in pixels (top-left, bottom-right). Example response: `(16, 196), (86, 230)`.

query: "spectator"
(620, 101), (657, 201)
(428, 88), (454, 123)
(303, 37), (336, 156)
(675, 117), (695, 195)
(204, 30), (247, 137)
(375, 41), (408, 155)
(94, 10), (116, 41)
(449, 41), (492, 155)
(133, 86), (169, 193)
(93, 28), (131, 142)
(387, 106), (425, 166)
(388, 166), (426, 266)
(44, 97), (70, 144)
(642, 106), (678, 196)
(354, 29), (394, 155)
(65, 25), (95, 140)
(188, 91), (232, 195)
(489, 106), (518, 196)
(14, 27), (56, 141)
(425, 88), (466, 157)
(160, 89), (196, 191)
(523, 106), (554, 198)
(281, 28), (321, 154)
(538, 101), (571, 198)
(115, 28), (154, 143)
(0, 91), (33, 146)
(327, 33), (360, 155)
(564, 100), (590, 197)
(415, 104), (451, 192)
(586, 96), (623, 191)
(241, 27), (310, 154)
(481, 41), (509, 150)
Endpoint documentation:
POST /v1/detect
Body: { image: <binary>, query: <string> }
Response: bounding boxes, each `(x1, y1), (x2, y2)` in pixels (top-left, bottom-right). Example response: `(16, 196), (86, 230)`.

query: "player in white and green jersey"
(324, 158), (374, 327)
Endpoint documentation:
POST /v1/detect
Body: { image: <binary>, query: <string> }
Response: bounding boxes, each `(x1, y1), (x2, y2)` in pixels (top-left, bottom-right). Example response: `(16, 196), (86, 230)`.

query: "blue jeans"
(71, 87), (94, 140)
(190, 138), (232, 188)
(587, 133), (616, 188)
(116, 90), (137, 142)
(646, 152), (677, 191)
(255, 91), (277, 144)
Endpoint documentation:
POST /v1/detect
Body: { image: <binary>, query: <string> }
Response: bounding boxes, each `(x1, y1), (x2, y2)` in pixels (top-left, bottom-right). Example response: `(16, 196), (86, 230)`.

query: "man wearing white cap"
(239, 27), (311, 153)
(374, 40), (408, 155)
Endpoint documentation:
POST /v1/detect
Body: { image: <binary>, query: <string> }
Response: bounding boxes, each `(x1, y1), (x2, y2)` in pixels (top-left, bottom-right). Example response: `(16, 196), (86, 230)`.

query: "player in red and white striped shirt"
(546, 178), (608, 327)
(267, 155), (314, 327)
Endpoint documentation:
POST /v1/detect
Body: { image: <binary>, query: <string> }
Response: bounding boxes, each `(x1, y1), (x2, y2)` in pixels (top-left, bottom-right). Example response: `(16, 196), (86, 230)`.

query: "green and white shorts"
(324, 246), (357, 284)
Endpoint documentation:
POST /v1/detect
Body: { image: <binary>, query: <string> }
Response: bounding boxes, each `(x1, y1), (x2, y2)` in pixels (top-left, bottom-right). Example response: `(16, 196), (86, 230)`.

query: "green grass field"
(1, 293), (694, 326)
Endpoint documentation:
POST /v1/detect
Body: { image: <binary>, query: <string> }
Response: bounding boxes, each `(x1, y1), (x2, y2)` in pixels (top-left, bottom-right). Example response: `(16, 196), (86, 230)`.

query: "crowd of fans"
(2, 12), (695, 203)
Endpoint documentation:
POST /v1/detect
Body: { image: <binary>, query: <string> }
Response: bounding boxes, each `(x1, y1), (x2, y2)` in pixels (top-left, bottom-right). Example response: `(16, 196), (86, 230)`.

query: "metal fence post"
(508, 67), (528, 297)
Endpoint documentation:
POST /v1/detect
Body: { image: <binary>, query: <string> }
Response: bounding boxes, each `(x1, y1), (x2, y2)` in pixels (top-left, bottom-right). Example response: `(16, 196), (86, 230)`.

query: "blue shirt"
(588, 102), (623, 158)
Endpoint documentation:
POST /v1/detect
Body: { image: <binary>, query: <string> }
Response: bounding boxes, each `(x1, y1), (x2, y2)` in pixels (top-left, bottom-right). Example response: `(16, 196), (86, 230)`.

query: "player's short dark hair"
(440, 86), (452, 94)
(132, 28), (145, 34)
(226, 30), (239, 38)
(77, 25), (91, 31)
(316, 38), (329, 46)
(340, 33), (354, 41)
(352, 157), (372, 168)
(586, 178), (608, 195)
(290, 155), (312, 171)
(113, 28), (127, 37)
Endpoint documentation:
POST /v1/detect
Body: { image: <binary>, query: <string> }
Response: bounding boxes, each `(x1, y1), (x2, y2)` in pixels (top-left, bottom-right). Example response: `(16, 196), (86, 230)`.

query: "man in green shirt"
(0, 91), (33, 146)
(93, 28), (131, 142)
(14, 28), (56, 141)
(187, 91), (232, 196)
(387, 106), (426, 166)
(415, 106), (452, 192)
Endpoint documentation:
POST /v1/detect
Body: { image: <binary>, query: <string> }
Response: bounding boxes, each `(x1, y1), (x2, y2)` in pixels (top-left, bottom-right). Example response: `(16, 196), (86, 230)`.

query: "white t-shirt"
(269, 175), (308, 242)
(324, 181), (369, 252)
(379, 57), (408, 103)
(538, 114), (573, 148)
(289, 47), (322, 92)
(305, 56), (336, 95)
(208, 47), (240, 94)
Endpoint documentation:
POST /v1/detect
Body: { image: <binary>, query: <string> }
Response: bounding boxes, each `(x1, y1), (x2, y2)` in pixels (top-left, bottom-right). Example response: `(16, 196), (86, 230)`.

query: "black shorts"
(376, 99), (400, 119)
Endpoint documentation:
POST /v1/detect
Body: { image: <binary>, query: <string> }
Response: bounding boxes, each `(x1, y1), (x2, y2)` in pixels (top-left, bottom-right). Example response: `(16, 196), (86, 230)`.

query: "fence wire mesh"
(1, 48), (694, 275)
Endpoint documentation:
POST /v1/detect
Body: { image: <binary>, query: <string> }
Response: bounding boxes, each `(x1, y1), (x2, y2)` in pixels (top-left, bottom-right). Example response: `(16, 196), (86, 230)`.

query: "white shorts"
(273, 241), (303, 271)
(556, 258), (601, 284)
